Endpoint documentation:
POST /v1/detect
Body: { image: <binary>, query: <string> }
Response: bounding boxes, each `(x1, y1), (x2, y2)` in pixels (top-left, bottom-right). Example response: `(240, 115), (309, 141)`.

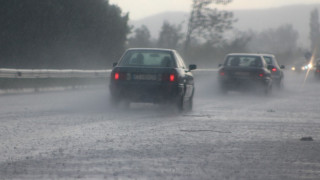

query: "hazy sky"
(109, 0), (320, 20)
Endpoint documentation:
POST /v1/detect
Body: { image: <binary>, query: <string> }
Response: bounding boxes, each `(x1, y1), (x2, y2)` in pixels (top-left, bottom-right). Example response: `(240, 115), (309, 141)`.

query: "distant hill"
(130, 4), (320, 48)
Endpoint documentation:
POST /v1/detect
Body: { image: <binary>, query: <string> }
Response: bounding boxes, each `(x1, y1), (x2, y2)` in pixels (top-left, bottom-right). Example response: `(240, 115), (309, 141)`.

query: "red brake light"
(259, 73), (264, 77)
(162, 73), (176, 82)
(114, 72), (119, 80)
(114, 72), (126, 80)
(272, 68), (277, 72)
(169, 74), (175, 82)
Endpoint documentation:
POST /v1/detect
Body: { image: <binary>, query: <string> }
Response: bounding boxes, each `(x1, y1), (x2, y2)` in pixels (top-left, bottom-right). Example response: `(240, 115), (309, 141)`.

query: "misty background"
(1, 0), (320, 69)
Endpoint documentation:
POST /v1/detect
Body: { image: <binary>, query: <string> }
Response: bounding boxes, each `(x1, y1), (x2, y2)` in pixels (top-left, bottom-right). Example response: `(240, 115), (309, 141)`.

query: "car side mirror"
(280, 65), (285, 69)
(112, 62), (118, 67)
(189, 64), (197, 71)
(267, 64), (275, 70)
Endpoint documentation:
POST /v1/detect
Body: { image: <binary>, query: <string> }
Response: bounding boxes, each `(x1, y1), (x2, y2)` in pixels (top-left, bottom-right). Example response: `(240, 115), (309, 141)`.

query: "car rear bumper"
(271, 72), (282, 80)
(110, 81), (184, 103)
(219, 78), (271, 90)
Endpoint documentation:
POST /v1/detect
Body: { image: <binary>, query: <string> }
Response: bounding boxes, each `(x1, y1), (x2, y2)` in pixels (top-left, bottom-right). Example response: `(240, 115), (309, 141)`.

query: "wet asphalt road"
(0, 70), (320, 179)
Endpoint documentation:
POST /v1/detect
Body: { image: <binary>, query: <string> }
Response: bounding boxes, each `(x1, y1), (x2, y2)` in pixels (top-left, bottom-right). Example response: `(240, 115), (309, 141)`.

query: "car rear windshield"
(263, 56), (273, 65)
(225, 55), (263, 67)
(119, 50), (176, 67)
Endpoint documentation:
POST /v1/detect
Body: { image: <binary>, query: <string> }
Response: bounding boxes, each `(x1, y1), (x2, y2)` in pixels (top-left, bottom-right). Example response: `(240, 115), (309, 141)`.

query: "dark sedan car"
(262, 54), (285, 88)
(218, 53), (273, 94)
(110, 48), (197, 111)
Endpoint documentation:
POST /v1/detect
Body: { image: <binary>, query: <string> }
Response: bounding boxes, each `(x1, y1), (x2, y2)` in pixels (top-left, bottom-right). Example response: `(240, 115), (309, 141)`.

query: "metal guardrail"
(0, 68), (217, 91)
(0, 68), (216, 79)
(0, 68), (111, 78)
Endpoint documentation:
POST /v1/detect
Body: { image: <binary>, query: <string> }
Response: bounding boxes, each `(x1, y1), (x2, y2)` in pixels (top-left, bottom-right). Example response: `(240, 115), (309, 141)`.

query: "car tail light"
(169, 74), (175, 82)
(317, 69), (320, 73)
(258, 73), (264, 77)
(114, 72), (119, 80)
(163, 73), (176, 82)
(272, 68), (277, 72)
(113, 72), (126, 80)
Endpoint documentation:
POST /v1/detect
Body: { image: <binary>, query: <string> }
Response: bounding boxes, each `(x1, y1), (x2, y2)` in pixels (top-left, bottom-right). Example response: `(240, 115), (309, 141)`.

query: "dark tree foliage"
(158, 21), (183, 49)
(184, 0), (235, 51)
(223, 30), (252, 53)
(0, 0), (130, 69)
(128, 25), (151, 48)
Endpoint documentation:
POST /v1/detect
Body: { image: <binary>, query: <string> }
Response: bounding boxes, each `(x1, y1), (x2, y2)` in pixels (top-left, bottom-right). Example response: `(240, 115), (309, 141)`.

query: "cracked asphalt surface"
(0, 71), (320, 179)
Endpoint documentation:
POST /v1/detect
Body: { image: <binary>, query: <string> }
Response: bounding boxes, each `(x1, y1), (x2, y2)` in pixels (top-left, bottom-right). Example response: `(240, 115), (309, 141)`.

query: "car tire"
(188, 98), (193, 111)
(185, 91), (194, 112)
(176, 95), (184, 112)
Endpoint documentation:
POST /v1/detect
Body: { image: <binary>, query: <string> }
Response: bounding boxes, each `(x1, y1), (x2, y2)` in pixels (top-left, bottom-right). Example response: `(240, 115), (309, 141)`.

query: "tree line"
(0, 0), (319, 69)
(129, 3), (320, 67)
(0, 0), (129, 69)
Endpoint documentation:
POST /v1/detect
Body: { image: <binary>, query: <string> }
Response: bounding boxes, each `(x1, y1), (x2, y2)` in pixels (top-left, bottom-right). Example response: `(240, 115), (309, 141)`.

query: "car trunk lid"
(112, 67), (178, 82)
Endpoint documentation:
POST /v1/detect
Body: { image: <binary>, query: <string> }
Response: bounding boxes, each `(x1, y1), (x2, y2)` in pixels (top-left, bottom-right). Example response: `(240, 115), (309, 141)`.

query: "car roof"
(260, 54), (276, 57)
(126, 48), (176, 52)
(226, 53), (264, 57)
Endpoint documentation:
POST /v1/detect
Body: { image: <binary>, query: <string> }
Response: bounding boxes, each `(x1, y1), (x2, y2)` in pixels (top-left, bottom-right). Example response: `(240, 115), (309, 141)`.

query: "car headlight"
(291, 67), (295, 71)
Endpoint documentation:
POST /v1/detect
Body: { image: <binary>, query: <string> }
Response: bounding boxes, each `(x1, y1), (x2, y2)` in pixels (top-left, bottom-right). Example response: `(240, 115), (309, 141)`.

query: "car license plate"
(235, 72), (250, 76)
(133, 74), (157, 81)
